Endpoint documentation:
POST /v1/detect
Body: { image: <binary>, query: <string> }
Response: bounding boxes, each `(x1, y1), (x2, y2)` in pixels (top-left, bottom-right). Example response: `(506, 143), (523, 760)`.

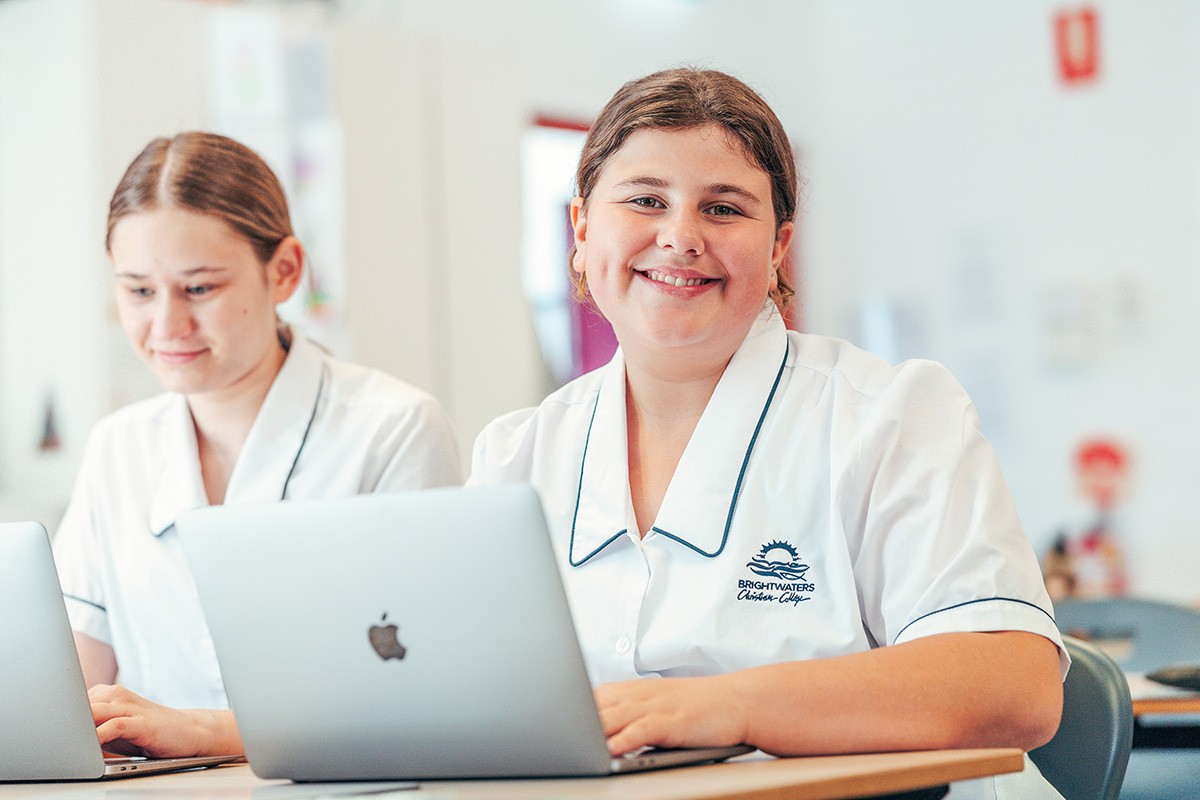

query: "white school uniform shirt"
(54, 334), (461, 711)
(469, 309), (1067, 800)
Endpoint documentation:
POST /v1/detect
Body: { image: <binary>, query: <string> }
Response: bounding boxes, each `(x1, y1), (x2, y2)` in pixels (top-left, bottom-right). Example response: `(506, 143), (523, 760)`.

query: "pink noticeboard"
(571, 301), (618, 376)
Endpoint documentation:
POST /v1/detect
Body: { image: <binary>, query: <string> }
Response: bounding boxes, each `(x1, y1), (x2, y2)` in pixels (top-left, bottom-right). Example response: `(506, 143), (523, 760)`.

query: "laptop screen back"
(0, 522), (107, 780)
(177, 484), (615, 780)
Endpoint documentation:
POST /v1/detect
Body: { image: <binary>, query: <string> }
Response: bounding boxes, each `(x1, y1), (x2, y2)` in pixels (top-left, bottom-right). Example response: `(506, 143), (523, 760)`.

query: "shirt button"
(615, 635), (632, 654)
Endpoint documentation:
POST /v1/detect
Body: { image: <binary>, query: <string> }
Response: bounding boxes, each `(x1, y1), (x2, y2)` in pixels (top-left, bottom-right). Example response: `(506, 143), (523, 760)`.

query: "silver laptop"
(176, 484), (752, 781)
(0, 522), (241, 781)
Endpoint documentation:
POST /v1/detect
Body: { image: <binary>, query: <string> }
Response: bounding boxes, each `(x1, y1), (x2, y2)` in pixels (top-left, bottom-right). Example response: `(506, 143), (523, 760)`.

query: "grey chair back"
(1053, 597), (1200, 672)
(1029, 635), (1132, 800)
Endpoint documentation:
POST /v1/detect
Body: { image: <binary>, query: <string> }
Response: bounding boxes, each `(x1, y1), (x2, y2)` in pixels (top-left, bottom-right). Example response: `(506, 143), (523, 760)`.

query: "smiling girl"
(53, 132), (461, 759)
(469, 69), (1067, 799)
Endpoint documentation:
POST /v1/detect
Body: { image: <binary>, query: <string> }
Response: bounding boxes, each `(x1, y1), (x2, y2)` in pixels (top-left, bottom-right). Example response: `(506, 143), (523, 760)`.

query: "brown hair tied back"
(106, 132), (294, 266)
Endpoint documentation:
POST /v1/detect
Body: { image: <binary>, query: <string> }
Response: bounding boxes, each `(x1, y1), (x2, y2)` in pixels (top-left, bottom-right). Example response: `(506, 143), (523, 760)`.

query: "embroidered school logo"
(747, 540), (809, 581)
(737, 540), (815, 607)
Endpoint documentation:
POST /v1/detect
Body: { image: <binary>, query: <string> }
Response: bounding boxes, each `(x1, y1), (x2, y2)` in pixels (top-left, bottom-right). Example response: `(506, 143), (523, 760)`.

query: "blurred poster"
(521, 120), (617, 388)
(208, 7), (347, 354)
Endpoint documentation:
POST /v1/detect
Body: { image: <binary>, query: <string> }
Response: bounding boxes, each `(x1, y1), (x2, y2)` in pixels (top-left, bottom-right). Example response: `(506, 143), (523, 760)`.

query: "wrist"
(716, 670), (756, 745)
(194, 709), (243, 757)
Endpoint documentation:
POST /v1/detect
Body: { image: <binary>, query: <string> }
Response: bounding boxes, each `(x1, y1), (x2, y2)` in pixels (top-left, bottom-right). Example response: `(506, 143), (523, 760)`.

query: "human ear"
(569, 197), (587, 275)
(767, 222), (795, 297)
(268, 236), (304, 304)
(771, 221), (795, 272)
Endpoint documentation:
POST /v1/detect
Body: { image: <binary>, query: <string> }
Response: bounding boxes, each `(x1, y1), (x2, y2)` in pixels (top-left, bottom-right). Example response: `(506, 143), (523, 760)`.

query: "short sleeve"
(373, 394), (463, 492)
(465, 426), (491, 488)
(51, 432), (112, 646)
(466, 407), (539, 488)
(847, 360), (1065, 671)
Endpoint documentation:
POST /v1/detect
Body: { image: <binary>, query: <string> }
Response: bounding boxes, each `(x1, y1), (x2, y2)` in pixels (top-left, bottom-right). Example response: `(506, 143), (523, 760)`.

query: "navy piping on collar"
(280, 362), (327, 501)
(151, 363), (328, 538)
(567, 391), (628, 566)
(892, 596), (1056, 645)
(568, 338), (790, 566)
(63, 593), (106, 613)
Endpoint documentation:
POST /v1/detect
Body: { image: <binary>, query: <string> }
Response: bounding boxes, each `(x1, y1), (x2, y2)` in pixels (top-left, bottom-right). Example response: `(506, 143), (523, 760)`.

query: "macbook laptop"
(0, 521), (241, 781)
(176, 484), (752, 781)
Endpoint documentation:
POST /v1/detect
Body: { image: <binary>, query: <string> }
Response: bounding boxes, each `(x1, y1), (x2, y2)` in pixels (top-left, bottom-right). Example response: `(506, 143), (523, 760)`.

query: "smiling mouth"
(643, 270), (716, 288)
(154, 349), (206, 364)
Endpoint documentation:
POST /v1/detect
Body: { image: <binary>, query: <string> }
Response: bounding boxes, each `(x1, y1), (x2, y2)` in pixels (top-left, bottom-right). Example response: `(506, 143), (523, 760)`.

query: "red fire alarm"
(1055, 7), (1100, 84)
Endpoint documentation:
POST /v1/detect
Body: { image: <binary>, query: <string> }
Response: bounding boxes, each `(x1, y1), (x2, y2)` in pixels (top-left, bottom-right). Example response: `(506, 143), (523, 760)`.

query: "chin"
(156, 379), (200, 396)
(643, 321), (714, 348)
(150, 369), (206, 396)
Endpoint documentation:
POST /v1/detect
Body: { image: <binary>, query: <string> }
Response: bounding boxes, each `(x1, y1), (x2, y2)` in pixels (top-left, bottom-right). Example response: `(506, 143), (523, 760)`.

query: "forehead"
(109, 206), (255, 270)
(598, 124), (768, 189)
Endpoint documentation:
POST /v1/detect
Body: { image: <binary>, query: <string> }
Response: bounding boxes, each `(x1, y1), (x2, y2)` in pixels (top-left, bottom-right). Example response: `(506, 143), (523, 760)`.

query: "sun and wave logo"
(746, 540), (809, 582)
(737, 540), (815, 606)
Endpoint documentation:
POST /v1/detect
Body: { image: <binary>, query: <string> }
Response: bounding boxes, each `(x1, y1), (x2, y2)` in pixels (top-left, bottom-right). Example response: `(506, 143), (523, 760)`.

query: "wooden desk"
(1127, 673), (1200, 748)
(0, 748), (1024, 800)
(1132, 695), (1200, 717)
(1127, 672), (1200, 710)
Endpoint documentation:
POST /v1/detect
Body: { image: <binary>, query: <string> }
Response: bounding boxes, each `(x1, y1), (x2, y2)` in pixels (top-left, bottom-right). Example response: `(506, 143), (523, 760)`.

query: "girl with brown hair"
(54, 132), (461, 758)
(470, 69), (1066, 799)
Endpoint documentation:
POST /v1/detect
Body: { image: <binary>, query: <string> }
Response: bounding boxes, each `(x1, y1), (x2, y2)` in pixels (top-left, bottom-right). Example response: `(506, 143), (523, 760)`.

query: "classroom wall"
(0, 0), (1197, 602)
(343, 0), (1200, 600)
(351, 0), (822, 464)
(0, 0), (207, 526)
(796, 2), (1200, 600)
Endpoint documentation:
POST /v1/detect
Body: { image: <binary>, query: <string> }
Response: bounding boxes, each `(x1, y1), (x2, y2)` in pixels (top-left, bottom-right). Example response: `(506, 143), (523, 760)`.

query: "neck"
(624, 357), (726, 431)
(621, 338), (734, 424)
(187, 343), (287, 503)
(623, 347), (731, 536)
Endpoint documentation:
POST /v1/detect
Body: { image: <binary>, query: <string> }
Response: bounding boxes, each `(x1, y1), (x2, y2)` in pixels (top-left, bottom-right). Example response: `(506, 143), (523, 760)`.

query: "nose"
(656, 209), (704, 256)
(150, 293), (194, 340)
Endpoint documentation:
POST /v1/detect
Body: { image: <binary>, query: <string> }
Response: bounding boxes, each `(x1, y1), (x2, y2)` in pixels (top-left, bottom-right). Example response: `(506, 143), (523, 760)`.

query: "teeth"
(647, 270), (707, 288)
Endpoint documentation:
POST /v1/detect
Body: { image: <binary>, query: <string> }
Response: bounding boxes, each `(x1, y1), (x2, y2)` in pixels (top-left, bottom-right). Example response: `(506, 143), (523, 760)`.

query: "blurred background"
(1, 0), (1197, 607)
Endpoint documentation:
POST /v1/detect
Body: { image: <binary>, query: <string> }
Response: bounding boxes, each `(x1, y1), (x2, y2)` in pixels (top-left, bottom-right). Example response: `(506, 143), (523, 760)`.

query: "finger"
(596, 694), (648, 738)
(90, 699), (135, 726)
(95, 716), (140, 747)
(97, 719), (156, 759)
(100, 738), (148, 758)
(87, 683), (120, 702)
(606, 729), (641, 756)
(94, 684), (146, 705)
(91, 705), (114, 726)
(605, 716), (667, 756)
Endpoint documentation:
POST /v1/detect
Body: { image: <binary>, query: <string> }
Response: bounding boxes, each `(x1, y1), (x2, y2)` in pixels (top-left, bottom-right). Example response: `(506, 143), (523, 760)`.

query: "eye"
(127, 286), (153, 299)
(185, 284), (214, 296)
(628, 196), (665, 210)
(707, 204), (742, 217)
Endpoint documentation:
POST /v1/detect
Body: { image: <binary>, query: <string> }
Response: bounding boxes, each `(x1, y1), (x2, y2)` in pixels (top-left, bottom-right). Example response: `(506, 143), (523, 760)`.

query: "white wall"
(795, 1), (1200, 600)
(1, 0), (1198, 601)
(331, 0), (821, 451)
(324, 0), (1200, 601)
(0, 0), (209, 526)
(0, 0), (107, 526)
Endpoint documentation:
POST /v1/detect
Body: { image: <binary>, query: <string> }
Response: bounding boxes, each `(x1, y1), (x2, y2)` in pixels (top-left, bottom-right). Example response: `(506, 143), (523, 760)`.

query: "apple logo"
(368, 612), (407, 661)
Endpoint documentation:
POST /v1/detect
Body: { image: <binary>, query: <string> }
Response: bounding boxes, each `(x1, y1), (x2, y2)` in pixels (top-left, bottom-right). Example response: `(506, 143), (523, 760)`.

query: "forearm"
(727, 631), (1062, 756)
(73, 632), (117, 688)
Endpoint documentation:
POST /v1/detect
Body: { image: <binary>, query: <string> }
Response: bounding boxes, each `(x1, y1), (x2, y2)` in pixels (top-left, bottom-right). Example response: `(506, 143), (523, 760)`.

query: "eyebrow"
(613, 176), (765, 206)
(114, 266), (229, 280)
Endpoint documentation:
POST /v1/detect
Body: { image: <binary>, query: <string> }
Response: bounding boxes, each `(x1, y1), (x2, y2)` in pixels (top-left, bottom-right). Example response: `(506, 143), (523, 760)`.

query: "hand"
(88, 684), (242, 758)
(594, 675), (749, 756)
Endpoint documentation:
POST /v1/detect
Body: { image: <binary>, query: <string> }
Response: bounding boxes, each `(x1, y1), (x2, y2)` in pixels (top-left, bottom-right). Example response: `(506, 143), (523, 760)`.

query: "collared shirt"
(54, 335), (461, 710)
(470, 309), (1066, 800)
